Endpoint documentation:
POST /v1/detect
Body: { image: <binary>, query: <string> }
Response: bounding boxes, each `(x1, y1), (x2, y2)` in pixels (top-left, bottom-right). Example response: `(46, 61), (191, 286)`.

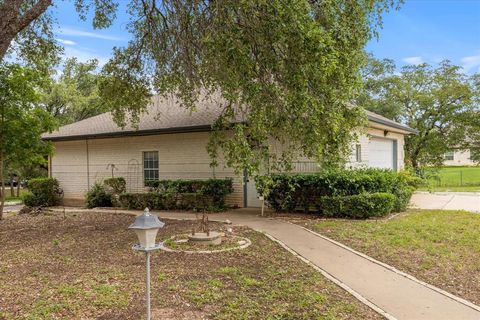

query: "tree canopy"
(1, 0), (401, 175)
(43, 58), (107, 125)
(0, 63), (56, 218)
(359, 56), (480, 169)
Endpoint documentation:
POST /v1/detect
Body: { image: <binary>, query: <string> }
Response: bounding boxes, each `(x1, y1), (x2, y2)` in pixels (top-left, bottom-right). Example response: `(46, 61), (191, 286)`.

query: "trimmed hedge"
(118, 192), (209, 211)
(145, 178), (234, 211)
(319, 192), (395, 219)
(22, 178), (62, 207)
(256, 169), (416, 216)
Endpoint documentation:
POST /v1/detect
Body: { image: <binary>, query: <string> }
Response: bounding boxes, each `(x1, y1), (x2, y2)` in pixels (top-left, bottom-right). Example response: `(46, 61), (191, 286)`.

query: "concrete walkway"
(411, 192), (480, 212)
(54, 207), (480, 319)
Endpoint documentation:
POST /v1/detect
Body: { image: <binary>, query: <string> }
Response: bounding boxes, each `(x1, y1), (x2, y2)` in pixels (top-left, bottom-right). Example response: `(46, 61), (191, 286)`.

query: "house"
(42, 95), (417, 207)
(444, 149), (477, 166)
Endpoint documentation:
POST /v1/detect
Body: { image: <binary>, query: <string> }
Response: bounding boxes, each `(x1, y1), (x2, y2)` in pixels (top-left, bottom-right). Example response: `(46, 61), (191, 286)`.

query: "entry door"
(368, 137), (396, 170)
(246, 176), (263, 208)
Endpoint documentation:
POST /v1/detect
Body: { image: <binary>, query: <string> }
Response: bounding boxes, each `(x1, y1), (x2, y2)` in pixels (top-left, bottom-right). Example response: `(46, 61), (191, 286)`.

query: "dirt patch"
(0, 211), (382, 319)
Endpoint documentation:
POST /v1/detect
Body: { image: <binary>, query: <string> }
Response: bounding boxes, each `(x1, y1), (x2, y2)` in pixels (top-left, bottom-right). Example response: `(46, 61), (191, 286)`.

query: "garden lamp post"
(129, 208), (164, 320)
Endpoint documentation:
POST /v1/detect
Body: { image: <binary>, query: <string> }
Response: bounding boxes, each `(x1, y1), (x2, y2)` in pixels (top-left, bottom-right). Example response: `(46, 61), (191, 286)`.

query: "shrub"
(103, 177), (126, 195)
(23, 178), (61, 207)
(259, 169), (414, 213)
(86, 183), (113, 208)
(145, 178), (233, 211)
(319, 192), (395, 219)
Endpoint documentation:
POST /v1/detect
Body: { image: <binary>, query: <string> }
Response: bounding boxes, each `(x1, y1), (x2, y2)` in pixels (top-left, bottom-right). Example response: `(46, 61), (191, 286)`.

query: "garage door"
(368, 137), (396, 170)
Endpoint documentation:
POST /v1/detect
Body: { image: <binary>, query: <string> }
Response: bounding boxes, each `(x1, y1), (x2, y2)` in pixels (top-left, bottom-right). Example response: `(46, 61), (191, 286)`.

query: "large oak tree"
(359, 56), (480, 170)
(1, 0), (401, 175)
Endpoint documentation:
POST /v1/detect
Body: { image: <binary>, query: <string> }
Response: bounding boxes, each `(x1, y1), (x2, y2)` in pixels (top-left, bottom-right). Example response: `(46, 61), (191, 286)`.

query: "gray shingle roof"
(42, 95), (416, 141)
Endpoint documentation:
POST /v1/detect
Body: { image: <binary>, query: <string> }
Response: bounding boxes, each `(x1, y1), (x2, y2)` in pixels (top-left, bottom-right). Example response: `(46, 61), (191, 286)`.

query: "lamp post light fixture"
(129, 208), (164, 320)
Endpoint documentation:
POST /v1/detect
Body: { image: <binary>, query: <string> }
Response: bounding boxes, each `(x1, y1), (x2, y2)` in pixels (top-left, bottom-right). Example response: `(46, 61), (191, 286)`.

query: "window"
(444, 150), (454, 161)
(143, 151), (159, 184)
(355, 144), (362, 162)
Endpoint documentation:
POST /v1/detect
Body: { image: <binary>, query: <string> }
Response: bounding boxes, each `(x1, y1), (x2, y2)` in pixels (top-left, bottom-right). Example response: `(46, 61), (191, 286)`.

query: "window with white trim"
(444, 150), (454, 161)
(143, 151), (159, 184)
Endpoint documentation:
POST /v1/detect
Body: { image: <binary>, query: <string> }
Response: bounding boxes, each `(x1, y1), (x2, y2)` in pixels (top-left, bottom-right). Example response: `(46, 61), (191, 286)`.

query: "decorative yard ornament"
(129, 208), (164, 320)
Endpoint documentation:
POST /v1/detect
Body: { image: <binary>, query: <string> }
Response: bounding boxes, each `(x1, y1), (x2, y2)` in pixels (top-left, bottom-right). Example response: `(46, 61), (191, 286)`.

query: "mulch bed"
(0, 211), (382, 319)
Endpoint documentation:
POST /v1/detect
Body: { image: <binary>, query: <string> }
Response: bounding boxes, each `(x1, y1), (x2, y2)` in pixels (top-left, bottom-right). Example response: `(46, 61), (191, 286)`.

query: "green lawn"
(298, 210), (480, 305)
(420, 166), (480, 192)
(4, 188), (26, 202)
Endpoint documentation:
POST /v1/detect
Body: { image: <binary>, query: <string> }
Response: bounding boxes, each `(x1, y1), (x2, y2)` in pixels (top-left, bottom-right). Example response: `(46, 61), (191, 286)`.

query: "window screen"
(143, 151), (159, 184)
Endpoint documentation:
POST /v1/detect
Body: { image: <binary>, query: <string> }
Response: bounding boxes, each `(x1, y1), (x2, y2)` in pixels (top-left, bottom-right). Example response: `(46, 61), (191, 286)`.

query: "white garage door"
(368, 137), (395, 170)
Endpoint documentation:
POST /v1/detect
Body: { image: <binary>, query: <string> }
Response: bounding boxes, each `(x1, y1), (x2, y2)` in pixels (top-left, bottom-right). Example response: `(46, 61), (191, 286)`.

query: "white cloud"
(57, 27), (124, 41)
(460, 54), (480, 73)
(62, 46), (110, 67)
(57, 38), (76, 46)
(402, 56), (424, 65)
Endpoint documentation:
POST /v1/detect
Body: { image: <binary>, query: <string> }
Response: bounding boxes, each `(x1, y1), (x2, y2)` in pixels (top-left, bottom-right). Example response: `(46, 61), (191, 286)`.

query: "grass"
(298, 210), (480, 305)
(0, 211), (381, 320)
(420, 166), (480, 192)
(3, 188), (27, 202)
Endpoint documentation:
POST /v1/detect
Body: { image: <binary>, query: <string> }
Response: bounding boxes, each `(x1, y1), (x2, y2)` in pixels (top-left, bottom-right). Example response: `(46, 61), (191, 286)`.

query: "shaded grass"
(0, 212), (381, 320)
(301, 210), (480, 305)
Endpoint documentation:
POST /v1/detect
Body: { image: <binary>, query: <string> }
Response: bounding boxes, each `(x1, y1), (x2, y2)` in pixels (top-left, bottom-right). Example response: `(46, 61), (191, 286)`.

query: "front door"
(245, 174), (262, 208)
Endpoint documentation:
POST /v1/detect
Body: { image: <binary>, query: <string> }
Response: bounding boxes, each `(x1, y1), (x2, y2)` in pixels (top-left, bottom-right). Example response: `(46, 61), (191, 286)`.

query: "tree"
(359, 57), (480, 170)
(43, 58), (107, 125)
(0, 63), (56, 219)
(1, 0), (401, 175)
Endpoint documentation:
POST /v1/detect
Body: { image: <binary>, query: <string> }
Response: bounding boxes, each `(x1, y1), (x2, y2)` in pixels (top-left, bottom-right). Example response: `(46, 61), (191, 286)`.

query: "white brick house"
(42, 95), (417, 207)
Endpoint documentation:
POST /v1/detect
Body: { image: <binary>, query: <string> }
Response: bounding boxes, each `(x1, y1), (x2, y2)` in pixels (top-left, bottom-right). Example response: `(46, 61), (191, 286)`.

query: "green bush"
(86, 183), (113, 208)
(103, 177), (126, 195)
(320, 192), (395, 219)
(145, 178), (233, 211)
(23, 178), (61, 207)
(259, 169), (414, 214)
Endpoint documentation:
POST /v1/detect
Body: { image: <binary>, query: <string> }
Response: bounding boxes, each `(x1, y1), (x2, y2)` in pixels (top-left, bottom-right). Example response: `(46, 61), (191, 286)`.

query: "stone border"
(292, 222), (480, 313)
(160, 235), (252, 254)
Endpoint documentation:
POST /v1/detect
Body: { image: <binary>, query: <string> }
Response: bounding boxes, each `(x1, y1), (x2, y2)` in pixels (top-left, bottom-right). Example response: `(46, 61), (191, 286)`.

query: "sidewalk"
(54, 207), (480, 319)
(411, 192), (480, 212)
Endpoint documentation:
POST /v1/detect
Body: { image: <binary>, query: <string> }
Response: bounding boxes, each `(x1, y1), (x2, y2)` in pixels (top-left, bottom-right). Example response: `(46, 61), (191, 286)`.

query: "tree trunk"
(0, 0), (53, 62)
(0, 154), (5, 220)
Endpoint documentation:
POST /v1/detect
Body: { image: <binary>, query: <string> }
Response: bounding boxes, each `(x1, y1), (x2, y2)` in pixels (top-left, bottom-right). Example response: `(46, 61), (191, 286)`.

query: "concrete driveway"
(411, 192), (480, 212)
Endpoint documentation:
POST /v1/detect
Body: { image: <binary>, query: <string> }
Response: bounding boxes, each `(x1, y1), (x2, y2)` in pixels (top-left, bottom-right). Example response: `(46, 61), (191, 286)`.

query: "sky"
(50, 0), (480, 73)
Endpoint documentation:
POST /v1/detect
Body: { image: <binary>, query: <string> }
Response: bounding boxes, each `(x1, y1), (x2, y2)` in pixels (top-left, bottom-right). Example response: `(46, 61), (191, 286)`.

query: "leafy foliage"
(359, 56), (480, 169)
(119, 178), (234, 211)
(99, 0), (400, 174)
(257, 169), (415, 215)
(0, 63), (56, 218)
(103, 177), (126, 195)
(85, 183), (113, 209)
(23, 178), (62, 207)
(42, 58), (108, 125)
(2, 1), (400, 177)
(320, 192), (395, 219)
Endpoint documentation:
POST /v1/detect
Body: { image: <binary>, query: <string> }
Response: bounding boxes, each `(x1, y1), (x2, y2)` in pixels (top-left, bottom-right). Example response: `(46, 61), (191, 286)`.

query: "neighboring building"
(42, 95), (417, 207)
(444, 149), (476, 166)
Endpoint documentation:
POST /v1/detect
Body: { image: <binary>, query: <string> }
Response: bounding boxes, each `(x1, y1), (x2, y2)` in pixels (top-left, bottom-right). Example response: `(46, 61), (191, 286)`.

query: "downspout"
(86, 139), (90, 191)
(48, 155), (52, 178)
